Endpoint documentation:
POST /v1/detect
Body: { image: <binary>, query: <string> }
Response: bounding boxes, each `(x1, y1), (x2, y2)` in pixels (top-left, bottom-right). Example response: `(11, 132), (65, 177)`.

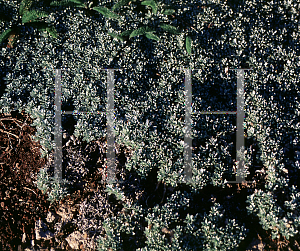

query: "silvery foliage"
(200, 202), (248, 250)
(0, 0), (300, 247)
(0, 1), (114, 158)
(114, 73), (186, 187)
(242, 0), (300, 242)
(73, 188), (130, 251)
(136, 191), (247, 250)
(34, 167), (70, 204)
(246, 188), (300, 241)
(97, 198), (146, 250)
(136, 191), (192, 250)
(111, 0), (243, 189)
(35, 167), (50, 194)
(0, 0), (238, 188)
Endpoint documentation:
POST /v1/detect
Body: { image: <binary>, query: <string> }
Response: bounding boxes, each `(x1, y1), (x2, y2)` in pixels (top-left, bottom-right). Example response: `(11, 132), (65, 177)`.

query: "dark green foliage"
(45, 25), (58, 38)
(129, 26), (155, 38)
(159, 23), (181, 35)
(92, 6), (121, 20)
(185, 36), (191, 55)
(161, 8), (175, 15)
(145, 31), (160, 41)
(108, 29), (136, 41)
(141, 0), (158, 15)
(107, 31), (125, 41)
(0, 28), (13, 45)
(0, 0), (58, 47)
(120, 29), (134, 37)
(19, 0), (34, 16)
(44, 0), (193, 54)
(49, 0), (86, 7)
(111, 0), (135, 11)
(106, 0), (192, 55)
(21, 9), (49, 24)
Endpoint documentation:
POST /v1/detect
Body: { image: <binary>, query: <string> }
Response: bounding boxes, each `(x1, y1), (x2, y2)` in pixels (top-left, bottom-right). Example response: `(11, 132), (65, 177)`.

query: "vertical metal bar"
(236, 69), (245, 182)
(227, 68), (254, 184)
(183, 68), (193, 184)
(54, 69), (62, 180)
(106, 69), (116, 184)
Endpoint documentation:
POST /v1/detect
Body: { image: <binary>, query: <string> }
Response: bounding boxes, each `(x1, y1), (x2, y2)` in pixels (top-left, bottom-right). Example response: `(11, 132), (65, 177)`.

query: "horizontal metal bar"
(41, 68), (204, 72)
(193, 111), (237, 114)
(226, 180), (255, 183)
(38, 67), (253, 71)
(229, 68), (252, 70)
(176, 68), (203, 71)
(98, 68), (124, 71)
(62, 111), (238, 115)
(39, 68), (70, 71)
(62, 111), (105, 114)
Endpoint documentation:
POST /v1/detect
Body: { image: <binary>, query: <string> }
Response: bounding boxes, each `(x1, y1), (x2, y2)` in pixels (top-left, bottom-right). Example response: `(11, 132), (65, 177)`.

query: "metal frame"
(179, 67), (254, 184)
(42, 66), (254, 185)
(42, 68), (122, 184)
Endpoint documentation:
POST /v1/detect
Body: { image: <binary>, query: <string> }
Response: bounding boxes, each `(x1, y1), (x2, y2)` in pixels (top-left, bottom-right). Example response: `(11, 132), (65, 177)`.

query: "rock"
(56, 203), (75, 223)
(35, 219), (54, 240)
(54, 203), (78, 240)
(63, 132), (69, 139)
(46, 211), (57, 223)
(87, 235), (97, 250)
(245, 234), (266, 251)
(65, 231), (87, 250)
(22, 232), (26, 243)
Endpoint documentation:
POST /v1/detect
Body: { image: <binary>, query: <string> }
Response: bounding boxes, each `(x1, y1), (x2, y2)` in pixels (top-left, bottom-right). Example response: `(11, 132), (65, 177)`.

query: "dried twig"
(0, 128), (19, 139)
(24, 187), (37, 196)
(20, 115), (30, 130)
(0, 118), (23, 127)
